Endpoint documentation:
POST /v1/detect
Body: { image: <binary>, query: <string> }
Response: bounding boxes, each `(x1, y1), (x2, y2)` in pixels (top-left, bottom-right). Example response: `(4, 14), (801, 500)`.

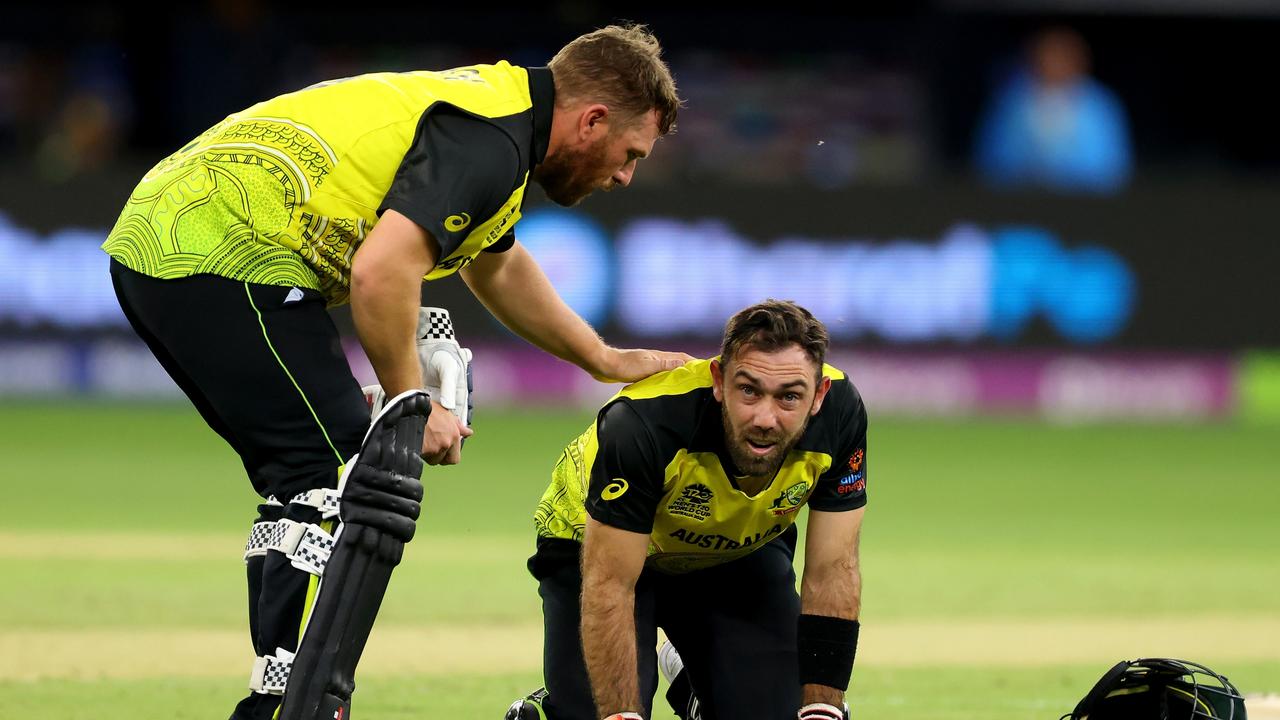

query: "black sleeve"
(483, 230), (516, 254)
(583, 400), (666, 534)
(379, 107), (519, 259)
(807, 383), (869, 512)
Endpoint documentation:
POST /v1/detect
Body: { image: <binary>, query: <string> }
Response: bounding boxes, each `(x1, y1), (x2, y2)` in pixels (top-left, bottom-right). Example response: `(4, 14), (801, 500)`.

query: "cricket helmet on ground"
(1062, 657), (1247, 720)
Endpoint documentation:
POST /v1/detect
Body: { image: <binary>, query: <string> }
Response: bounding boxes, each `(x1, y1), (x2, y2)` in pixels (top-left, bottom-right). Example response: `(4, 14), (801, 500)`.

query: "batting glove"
(798, 702), (847, 720)
(415, 307), (472, 428)
(362, 384), (388, 415)
(361, 307), (473, 427)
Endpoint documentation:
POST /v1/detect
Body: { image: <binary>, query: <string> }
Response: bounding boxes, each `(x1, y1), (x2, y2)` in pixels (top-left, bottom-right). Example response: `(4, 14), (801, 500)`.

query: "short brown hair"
(721, 300), (830, 375)
(548, 23), (681, 135)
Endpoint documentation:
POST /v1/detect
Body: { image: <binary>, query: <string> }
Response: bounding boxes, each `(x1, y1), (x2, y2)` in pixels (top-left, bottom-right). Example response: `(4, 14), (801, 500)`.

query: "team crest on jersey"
(668, 483), (713, 521)
(848, 448), (865, 472)
(769, 481), (811, 516)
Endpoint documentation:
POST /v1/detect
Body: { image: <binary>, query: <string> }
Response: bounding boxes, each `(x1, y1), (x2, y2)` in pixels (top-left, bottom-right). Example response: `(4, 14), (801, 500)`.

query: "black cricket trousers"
(532, 526), (803, 720)
(111, 259), (371, 720)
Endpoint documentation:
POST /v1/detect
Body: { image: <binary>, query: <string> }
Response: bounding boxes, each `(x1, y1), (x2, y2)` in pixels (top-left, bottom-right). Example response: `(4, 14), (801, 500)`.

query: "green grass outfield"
(1, 402), (1277, 719)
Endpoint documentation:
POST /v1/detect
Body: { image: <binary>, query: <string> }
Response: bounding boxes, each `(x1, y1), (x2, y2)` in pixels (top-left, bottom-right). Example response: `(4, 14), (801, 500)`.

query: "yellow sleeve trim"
(615, 359), (713, 401)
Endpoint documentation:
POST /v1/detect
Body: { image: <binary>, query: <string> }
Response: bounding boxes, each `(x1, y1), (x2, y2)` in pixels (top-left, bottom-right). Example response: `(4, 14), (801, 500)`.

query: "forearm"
(348, 210), (440, 398)
(351, 263), (424, 398)
(462, 245), (609, 376)
(580, 576), (642, 714)
(799, 562), (862, 705)
(800, 558), (861, 620)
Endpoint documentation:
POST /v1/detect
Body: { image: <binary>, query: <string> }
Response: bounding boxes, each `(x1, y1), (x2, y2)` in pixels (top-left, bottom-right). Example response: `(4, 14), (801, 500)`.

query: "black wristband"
(797, 614), (859, 691)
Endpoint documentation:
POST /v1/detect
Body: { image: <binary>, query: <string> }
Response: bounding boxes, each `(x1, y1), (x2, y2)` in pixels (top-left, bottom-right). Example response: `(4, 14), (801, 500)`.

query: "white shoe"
(657, 640), (685, 683)
(658, 640), (702, 719)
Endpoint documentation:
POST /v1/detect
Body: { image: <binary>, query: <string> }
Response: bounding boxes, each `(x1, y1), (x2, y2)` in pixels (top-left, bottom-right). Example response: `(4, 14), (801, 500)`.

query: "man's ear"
(710, 358), (725, 403)
(578, 103), (610, 139)
(809, 375), (832, 416)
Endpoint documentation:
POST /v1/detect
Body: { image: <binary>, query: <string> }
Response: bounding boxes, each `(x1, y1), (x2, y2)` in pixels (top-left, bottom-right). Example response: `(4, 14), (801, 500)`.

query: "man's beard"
(533, 137), (609, 207)
(720, 403), (810, 479)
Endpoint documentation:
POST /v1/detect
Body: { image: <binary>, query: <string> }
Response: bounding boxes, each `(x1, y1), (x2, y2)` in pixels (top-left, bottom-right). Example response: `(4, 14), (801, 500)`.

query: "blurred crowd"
(0, 7), (133, 183)
(0, 11), (925, 190)
(0, 2), (1272, 193)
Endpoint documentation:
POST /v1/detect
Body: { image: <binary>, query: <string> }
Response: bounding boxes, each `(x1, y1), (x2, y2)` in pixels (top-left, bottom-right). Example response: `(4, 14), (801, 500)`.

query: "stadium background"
(1, 2), (1277, 719)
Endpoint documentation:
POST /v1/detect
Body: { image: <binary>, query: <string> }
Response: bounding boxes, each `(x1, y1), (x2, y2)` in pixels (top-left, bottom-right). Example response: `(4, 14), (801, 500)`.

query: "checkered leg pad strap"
(270, 520), (337, 577)
(419, 307), (455, 341)
(249, 647), (296, 695)
(290, 488), (343, 520)
(243, 521), (276, 561)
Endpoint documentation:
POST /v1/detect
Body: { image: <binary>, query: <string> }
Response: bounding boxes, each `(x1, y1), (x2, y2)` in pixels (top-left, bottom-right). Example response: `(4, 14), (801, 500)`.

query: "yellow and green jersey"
(102, 63), (554, 305)
(533, 359), (869, 574)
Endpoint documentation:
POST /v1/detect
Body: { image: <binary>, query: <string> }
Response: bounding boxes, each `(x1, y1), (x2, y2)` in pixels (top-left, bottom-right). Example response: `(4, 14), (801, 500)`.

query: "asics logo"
(445, 213), (471, 232)
(602, 478), (629, 501)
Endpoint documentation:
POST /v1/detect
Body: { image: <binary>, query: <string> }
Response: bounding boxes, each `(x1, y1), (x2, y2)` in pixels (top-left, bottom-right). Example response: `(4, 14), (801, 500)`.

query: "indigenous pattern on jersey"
(102, 63), (553, 305)
(533, 359), (868, 574)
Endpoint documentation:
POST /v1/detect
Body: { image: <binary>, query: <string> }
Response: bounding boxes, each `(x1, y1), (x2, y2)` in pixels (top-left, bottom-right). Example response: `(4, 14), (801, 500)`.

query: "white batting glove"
(360, 307), (472, 425)
(415, 307), (472, 428)
(798, 703), (847, 720)
(362, 384), (389, 415)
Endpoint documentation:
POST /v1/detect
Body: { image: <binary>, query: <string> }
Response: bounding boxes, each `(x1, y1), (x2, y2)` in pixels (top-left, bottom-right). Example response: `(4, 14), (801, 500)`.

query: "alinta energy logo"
(444, 213), (471, 232)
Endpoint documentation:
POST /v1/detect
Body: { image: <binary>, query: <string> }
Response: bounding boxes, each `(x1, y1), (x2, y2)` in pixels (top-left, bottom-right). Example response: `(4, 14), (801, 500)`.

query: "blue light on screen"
(608, 217), (1134, 344)
(0, 213), (124, 329)
(514, 209), (614, 328)
(990, 227), (1135, 344)
(0, 207), (1135, 345)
